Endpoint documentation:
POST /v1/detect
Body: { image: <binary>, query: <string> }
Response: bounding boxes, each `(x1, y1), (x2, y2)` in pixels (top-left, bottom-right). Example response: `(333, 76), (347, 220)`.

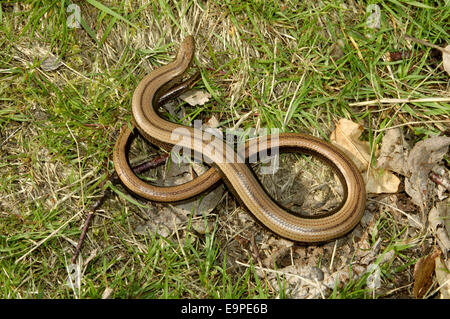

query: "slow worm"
(113, 36), (366, 242)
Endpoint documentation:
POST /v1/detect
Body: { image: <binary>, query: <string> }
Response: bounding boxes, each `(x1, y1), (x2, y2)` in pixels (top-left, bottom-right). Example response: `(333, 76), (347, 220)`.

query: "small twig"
(430, 172), (450, 190)
(16, 210), (84, 264)
(404, 35), (450, 53)
(368, 198), (424, 229)
(365, 119), (450, 133)
(113, 154), (169, 182)
(70, 202), (103, 264)
(82, 123), (107, 130)
(70, 153), (169, 264)
(107, 154), (169, 186)
(349, 97), (450, 107)
(0, 126), (22, 148)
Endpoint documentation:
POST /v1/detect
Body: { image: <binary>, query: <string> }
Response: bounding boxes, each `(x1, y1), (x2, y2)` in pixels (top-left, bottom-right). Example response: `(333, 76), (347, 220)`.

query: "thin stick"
(404, 35), (450, 53)
(368, 199), (424, 229)
(70, 207), (101, 264)
(425, 277), (450, 299)
(430, 172), (450, 190)
(368, 119), (450, 133)
(349, 97), (450, 107)
(70, 154), (169, 264)
(16, 210), (84, 264)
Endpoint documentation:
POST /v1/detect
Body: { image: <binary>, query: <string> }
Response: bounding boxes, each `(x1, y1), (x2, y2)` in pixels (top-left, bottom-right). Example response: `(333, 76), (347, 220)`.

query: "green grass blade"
(85, 0), (138, 29)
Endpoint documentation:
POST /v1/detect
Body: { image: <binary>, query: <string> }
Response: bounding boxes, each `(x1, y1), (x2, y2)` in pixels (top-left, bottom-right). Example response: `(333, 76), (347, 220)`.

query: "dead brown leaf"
(376, 131), (450, 212)
(404, 136), (450, 211)
(365, 169), (401, 194)
(101, 287), (113, 299)
(429, 198), (450, 267)
(330, 119), (370, 171)
(41, 56), (62, 72)
(376, 128), (409, 176)
(330, 119), (400, 194)
(179, 89), (211, 106)
(413, 248), (441, 298)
